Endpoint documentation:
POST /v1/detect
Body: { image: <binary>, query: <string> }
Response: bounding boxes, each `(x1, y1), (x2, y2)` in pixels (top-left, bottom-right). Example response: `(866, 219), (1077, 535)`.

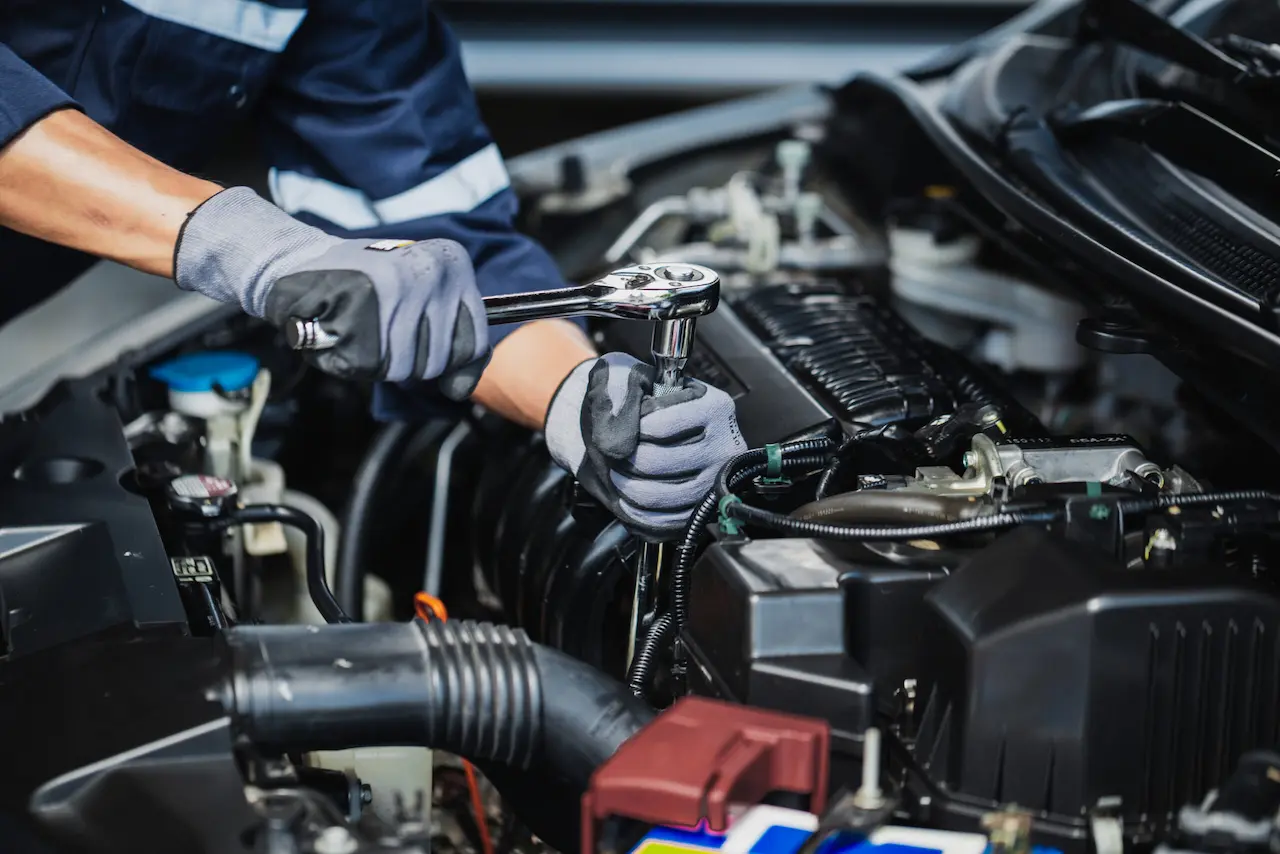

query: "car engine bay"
(8, 1), (1280, 853)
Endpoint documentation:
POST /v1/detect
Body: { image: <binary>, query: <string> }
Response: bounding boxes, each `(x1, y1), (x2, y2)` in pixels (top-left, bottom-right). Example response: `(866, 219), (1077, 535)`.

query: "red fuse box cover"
(582, 696), (830, 853)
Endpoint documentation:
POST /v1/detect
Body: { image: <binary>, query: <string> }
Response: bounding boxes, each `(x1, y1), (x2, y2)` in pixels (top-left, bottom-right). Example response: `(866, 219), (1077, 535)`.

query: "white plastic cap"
(776, 139), (812, 173)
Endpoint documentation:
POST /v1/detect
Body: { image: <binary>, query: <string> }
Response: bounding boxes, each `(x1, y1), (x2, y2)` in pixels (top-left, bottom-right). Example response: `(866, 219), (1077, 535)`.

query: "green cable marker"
(760, 443), (791, 486)
(718, 494), (745, 536)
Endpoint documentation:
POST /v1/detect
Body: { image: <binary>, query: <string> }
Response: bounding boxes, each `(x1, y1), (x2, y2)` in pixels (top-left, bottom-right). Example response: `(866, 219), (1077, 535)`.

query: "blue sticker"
(750, 825), (812, 854)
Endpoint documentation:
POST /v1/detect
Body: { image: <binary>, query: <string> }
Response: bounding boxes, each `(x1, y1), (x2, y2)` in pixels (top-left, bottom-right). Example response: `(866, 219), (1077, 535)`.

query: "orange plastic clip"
(414, 592), (449, 623)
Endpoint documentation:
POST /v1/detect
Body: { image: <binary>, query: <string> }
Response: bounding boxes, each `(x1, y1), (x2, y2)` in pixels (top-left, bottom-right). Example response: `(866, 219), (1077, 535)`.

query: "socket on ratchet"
(284, 262), (720, 395)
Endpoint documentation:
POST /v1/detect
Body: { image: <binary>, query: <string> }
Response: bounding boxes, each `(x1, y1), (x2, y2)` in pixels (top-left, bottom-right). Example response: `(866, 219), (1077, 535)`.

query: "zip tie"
(718, 494), (745, 536)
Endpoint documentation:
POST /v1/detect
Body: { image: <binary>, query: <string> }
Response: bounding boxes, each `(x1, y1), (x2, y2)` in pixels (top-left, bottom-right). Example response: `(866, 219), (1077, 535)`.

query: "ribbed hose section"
(419, 620), (542, 769)
(222, 620), (541, 769)
(626, 613), (674, 696)
(222, 620), (654, 854)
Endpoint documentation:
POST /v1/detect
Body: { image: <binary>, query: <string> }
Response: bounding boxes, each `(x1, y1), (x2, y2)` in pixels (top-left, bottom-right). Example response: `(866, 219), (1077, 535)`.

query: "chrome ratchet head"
(480, 262), (721, 326)
(286, 263), (721, 351)
(586, 262), (720, 321)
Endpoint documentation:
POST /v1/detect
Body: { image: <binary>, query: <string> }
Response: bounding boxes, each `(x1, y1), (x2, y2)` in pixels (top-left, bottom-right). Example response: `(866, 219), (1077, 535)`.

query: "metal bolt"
(313, 826), (358, 854)
(360, 784), (373, 806)
(1148, 528), (1177, 553)
(962, 452), (974, 469)
(852, 727), (886, 810)
(660, 265), (703, 282)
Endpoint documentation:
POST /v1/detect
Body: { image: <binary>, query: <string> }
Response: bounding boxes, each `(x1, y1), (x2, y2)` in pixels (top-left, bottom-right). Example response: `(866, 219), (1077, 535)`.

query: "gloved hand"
(545, 352), (747, 539)
(174, 187), (489, 398)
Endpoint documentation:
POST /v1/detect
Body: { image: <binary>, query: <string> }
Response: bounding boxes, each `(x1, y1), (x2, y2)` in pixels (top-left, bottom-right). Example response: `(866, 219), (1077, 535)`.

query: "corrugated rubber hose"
(220, 619), (654, 851)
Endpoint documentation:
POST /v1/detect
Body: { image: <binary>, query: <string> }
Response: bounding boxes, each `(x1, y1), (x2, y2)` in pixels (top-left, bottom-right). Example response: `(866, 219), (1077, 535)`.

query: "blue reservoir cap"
(150, 351), (260, 394)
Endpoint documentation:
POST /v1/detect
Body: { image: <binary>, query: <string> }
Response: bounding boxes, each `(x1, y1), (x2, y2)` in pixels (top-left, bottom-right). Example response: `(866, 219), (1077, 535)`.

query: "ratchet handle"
(481, 285), (602, 325)
(284, 286), (602, 351)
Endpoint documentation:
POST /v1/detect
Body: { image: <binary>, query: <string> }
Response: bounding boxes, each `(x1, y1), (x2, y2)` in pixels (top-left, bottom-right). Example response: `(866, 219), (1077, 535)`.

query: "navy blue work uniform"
(0, 1), (568, 415)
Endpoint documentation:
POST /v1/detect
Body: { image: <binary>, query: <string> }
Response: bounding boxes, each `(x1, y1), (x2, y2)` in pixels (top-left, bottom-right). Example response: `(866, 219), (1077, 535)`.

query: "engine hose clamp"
(718, 495), (745, 535)
(762, 443), (787, 482)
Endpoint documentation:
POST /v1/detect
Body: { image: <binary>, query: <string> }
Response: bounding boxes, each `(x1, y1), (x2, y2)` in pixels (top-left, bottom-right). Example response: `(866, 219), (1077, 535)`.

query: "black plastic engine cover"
(0, 382), (189, 656)
(915, 527), (1280, 847)
(683, 538), (949, 744)
(0, 381), (239, 852)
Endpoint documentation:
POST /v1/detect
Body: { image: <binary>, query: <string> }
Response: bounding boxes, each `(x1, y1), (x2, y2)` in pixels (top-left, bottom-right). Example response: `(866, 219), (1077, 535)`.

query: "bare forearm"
(0, 108), (220, 278)
(473, 319), (597, 429)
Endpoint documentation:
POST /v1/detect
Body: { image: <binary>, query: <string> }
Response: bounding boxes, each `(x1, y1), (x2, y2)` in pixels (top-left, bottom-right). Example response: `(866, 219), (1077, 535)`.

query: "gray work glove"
(545, 352), (747, 540)
(175, 187), (490, 398)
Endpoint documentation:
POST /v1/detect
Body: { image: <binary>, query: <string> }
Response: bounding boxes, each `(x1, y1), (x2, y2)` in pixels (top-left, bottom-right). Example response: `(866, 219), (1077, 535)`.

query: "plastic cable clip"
(760, 443), (791, 486)
(718, 494), (745, 536)
(414, 592), (449, 623)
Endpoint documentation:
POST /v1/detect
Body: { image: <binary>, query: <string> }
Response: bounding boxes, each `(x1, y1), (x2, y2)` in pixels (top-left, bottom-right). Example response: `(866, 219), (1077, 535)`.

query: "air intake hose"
(220, 620), (654, 848)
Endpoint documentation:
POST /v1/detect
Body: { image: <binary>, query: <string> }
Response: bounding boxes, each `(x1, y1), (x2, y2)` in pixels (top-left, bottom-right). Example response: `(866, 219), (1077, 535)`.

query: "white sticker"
(365, 239), (417, 252)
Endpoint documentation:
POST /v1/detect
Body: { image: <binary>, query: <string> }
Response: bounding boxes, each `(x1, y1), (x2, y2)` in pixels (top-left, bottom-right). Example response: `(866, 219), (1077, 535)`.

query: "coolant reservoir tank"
(150, 351), (260, 419)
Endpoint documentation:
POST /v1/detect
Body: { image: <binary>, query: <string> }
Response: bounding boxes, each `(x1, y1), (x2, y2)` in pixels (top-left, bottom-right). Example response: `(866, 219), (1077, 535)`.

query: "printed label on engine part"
(1001, 435), (1135, 448)
(171, 556), (216, 583)
(365, 239), (417, 252)
(626, 807), (1063, 854)
(170, 475), (236, 499)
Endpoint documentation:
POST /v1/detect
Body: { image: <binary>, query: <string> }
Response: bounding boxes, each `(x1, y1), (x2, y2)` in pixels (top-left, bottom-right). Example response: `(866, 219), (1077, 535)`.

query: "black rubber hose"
(224, 504), (351, 624)
(222, 619), (653, 849)
(724, 500), (1050, 541)
(1117, 490), (1280, 513)
(626, 613), (673, 697)
(732, 489), (1280, 545)
(337, 421), (417, 621)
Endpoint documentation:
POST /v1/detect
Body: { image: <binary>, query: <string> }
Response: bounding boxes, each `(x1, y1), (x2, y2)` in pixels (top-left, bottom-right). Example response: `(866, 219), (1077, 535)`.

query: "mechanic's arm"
(257, 1), (597, 430)
(262, 3), (745, 535)
(0, 45), (487, 394)
(0, 46), (218, 274)
(470, 319), (595, 429)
